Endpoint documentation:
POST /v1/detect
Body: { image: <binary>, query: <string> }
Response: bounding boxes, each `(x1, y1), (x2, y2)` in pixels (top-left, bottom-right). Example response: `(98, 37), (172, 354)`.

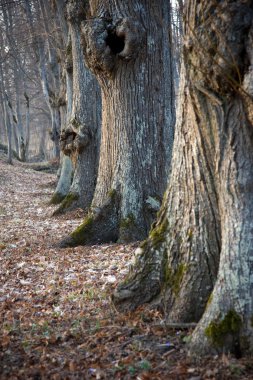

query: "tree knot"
(81, 17), (145, 78)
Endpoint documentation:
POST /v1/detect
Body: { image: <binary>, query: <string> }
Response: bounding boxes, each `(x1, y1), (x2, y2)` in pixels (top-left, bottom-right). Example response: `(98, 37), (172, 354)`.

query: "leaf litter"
(0, 156), (253, 379)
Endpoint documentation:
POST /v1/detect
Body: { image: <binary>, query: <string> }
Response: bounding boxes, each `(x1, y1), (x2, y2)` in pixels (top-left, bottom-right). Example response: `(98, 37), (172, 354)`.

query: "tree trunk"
(24, 91), (30, 161)
(24, 0), (62, 160)
(113, 62), (221, 320)
(55, 0), (101, 214)
(13, 65), (26, 161)
(50, 106), (61, 159)
(3, 94), (13, 165)
(50, 30), (74, 205)
(114, 0), (253, 356)
(64, 0), (175, 246)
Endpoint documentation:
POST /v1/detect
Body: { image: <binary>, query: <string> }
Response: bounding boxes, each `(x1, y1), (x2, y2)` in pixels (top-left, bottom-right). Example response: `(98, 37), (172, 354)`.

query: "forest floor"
(1, 154), (253, 380)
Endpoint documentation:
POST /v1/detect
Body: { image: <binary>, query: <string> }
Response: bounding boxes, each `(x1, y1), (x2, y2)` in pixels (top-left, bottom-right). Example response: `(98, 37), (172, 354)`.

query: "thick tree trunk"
(113, 62), (221, 320)
(50, 31), (74, 205)
(55, 0), (101, 214)
(64, 0), (175, 246)
(114, 0), (253, 355)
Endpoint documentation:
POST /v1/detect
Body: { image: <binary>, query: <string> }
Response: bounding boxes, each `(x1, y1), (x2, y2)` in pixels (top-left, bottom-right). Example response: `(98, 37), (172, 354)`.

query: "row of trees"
(114, 0), (253, 357)
(49, 0), (179, 239)
(0, 0), (61, 162)
(2, 0), (253, 356)
(56, 0), (252, 357)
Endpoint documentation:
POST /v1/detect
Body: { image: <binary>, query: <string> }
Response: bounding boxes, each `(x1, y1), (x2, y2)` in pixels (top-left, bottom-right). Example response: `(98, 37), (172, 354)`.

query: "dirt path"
(0, 157), (252, 379)
(0, 157), (82, 247)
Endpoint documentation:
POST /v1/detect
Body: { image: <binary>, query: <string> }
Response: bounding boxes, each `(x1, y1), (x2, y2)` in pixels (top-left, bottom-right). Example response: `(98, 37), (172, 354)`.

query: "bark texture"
(56, 0), (101, 214)
(66, 0), (175, 246)
(50, 31), (74, 206)
(114, 0), (253, 355)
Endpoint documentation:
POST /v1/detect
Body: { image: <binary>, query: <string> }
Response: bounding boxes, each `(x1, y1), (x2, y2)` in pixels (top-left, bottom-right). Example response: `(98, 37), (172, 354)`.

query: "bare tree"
(62, 0), (175, 247)
(114, 0), (253, 357)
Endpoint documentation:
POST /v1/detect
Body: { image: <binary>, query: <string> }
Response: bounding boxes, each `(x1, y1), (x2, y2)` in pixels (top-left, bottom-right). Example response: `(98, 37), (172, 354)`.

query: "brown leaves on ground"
(0, 156), (253, 379)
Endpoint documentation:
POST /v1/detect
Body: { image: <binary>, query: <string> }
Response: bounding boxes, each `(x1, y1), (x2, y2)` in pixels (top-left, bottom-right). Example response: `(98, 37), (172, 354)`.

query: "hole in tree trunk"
(105, 31), (125, 55)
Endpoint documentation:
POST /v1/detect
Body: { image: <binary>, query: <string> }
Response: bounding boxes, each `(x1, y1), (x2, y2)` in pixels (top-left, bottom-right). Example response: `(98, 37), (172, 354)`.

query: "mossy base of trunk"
(59, 192), (119, 247)
(113, 239), (165, 311)
(189, 310), (253, 358)
(58, 190), (153, 247)
(118, 214), (146, 243)
(59, 215), (96, 247)
(53, 192), (79, 215)
(49, 192), (66, 205)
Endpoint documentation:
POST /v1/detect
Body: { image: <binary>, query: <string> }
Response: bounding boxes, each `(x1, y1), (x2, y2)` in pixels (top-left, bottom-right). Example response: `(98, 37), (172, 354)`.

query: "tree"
(50, 5), (74, 205)
(114, 0), (253, 356)
(63, 0), (175, 246)
(24, 0), (64, 160)
(0, 0), (54, 162)
(52, 0), (101, 214)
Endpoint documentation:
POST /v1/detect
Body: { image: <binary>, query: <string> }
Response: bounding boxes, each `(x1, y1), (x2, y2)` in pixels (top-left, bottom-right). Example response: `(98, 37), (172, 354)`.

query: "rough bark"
(114, 0), (253, 356)
(55, 0), (101, 215)
(113, 62), (221, 321)
(50, 31), (74, 205)
(64, 0), (175, 246)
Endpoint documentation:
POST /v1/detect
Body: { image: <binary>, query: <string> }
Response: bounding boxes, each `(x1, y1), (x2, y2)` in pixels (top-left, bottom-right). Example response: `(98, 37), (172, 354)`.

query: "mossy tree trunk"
(114, 0), (253, 355)
(55, 0), (101, 214)
(64, 0), (175, 246)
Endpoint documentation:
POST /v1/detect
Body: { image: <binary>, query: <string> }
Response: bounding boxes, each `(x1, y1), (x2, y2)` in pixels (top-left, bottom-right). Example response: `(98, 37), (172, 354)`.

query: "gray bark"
(4, 6), (27, 161)
(15, 85), (25, 161)
(63, 0), (175, 246)
(24, 91), (30, 161)
(24, 0), (62, 160)
(114, 0), (253, 356)
(50, 15), (73, 205)
(2, 92), (13, 165)
(55, 0), (101, 215)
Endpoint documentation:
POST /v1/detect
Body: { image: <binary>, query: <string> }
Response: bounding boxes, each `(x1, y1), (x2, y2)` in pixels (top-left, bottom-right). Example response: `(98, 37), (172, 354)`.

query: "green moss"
(60, 193), (79, 209)
(49, 192), (66, 205)
(66, 42), (72, 56)
(187, 228), (193, 240)
(165, 263), (187, 296)
(108, 189), (117, 199)
(71, 215), (94, 245)
(149, 219), (168, 248)
(120, 213), (136, 229)
(206, 293), (213, 308)
(71, 117), (80, 129)
(119, 213), (140, 243)
(205, 310), (242, 346)
(140, 239), (148, 249)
